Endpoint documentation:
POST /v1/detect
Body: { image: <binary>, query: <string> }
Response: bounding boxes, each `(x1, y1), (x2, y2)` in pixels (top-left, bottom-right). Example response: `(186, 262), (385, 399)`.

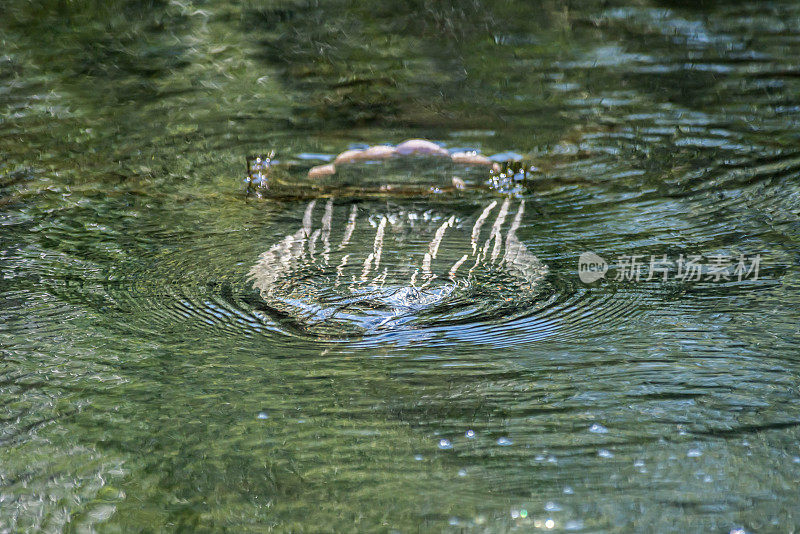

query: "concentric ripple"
(248, 197), (549, 336)
(42, 193), (649, 347)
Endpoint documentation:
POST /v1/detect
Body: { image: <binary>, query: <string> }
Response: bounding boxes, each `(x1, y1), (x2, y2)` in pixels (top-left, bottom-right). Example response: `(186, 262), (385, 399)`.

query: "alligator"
(246, 139), (548, 336)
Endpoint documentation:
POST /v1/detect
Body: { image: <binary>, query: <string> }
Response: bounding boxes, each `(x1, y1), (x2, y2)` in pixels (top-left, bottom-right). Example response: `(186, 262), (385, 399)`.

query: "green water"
(2, 0), (800, 531)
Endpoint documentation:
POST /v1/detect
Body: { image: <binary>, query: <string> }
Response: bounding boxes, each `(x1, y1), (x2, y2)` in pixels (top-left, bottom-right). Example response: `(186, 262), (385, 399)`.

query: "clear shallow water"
(2, 0), (800, 531)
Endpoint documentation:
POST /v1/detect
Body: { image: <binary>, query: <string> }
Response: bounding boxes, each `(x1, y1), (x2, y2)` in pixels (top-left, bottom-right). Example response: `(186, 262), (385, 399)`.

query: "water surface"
(2, 0), (800, 531)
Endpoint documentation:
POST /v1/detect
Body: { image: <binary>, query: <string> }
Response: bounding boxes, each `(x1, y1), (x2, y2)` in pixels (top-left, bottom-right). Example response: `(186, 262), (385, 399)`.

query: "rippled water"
(2, 0), (800, 531)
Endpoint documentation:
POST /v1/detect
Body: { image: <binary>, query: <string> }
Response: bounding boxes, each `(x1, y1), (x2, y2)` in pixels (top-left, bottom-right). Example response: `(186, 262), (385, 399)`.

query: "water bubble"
(633, 459), (645, 467)
(448, 517), (459, 526)
(438, 439), (453, 450)
(703, 475), (713, 483)
(257, 412), (269, 420)
(563, 486), (574, 495)
(730, 529), (746, 534)
(545, 501), (562, 512)
(687, 448), (702, 458)
(458, 469), (467, 477)
(414, 454), (424, 461)
(565, 519), (584, 531)
(598, 449), (614, 458)
(589, 423), (608, 434)
(511, 509), (520, 519)
(793, 456), (800, 463)
(545, 519), (555, 529)
(497, 437), (513, 446)
(465, 429), (476, 439)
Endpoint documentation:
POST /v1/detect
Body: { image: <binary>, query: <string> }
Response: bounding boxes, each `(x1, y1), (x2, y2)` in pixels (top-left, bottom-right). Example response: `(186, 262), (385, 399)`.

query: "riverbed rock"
(308, 163), (337, 178)
(450, 151), (493, 166)
(395, 139), (449, 157)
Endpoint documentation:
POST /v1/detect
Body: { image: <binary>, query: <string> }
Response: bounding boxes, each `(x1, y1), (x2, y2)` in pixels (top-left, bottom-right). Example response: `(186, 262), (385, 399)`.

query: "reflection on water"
(249, 197), (547, 336)
(2, 0), (800, 531)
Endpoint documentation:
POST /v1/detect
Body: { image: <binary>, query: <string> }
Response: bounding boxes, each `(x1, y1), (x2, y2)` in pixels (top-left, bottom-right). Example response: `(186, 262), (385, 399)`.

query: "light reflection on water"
(2, 0), (800, 531)
(247, 196), (549, 337)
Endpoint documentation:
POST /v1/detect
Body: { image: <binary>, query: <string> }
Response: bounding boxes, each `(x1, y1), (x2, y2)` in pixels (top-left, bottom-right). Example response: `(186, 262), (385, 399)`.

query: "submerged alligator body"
(246, 140), (548, 336)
